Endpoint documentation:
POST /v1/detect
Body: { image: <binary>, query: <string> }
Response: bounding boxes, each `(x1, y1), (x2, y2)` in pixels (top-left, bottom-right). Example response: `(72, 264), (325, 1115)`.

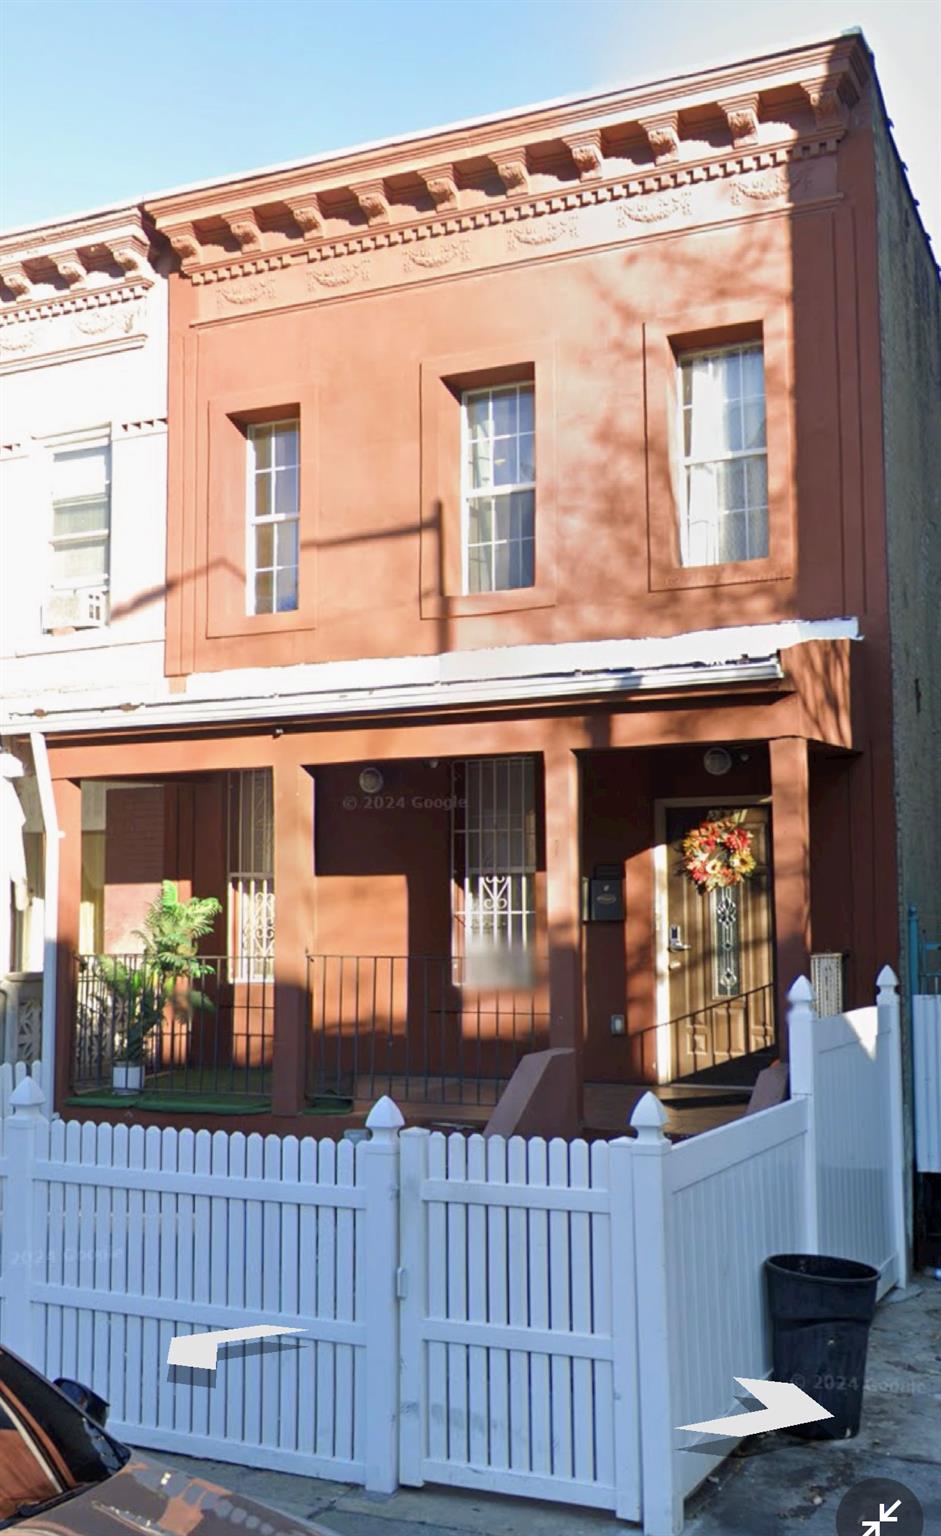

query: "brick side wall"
(874, 111), (941, 958)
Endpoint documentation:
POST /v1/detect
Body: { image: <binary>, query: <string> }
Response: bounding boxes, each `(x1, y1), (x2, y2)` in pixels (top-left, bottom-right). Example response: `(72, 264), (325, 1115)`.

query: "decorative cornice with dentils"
(0, 209), (158, 318)
(146, 36), (869, 287)
(224, 209), (262, 251)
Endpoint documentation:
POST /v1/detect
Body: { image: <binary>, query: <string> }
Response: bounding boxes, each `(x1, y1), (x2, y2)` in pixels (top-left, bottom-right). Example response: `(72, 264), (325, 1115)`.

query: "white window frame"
(676, 343), (768, 567)
(460, 383), (535, 595)
(44, 432), (112, 629)
(245, 419), (300, 616)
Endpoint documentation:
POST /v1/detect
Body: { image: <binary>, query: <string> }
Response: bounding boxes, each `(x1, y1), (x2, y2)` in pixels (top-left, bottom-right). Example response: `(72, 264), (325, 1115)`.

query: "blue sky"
(1, 0), (938, 252)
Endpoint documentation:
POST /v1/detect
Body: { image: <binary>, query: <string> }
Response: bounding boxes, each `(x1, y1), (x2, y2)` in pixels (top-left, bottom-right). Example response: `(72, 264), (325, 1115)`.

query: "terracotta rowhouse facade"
(14, 33), (937, 1133)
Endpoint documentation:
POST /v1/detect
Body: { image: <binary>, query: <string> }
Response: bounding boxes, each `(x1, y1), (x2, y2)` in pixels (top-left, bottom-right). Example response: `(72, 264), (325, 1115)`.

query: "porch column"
(272, 754), (315, 1117)
(53, 777), (82, 1112)
(544, 745), (584, 1128)
(769, 736), (812, 1043)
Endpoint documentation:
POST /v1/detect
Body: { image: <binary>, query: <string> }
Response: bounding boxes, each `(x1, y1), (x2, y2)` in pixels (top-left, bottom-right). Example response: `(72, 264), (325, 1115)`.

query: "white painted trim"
(653, 794), (771, 1085)
(1, 617), (859, 736)
(29, 732), (57, 1105)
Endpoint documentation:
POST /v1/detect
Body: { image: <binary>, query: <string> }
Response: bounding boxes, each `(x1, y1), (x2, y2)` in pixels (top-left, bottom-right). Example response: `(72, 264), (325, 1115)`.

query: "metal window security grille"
(46, 443), (111, 627)
(451, 757), (536, 986)
(228, 769), (275, 982)
(678, 345), (768, 567)
(247, 420), (300, 614)
(461, 384), (535, 593)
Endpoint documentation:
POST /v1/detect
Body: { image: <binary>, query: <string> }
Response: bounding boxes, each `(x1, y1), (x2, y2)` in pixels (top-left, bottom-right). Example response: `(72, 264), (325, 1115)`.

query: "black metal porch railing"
(306, 953), (549, 1108)
(665, 981), (777, 1081)
(73, 953), (274, 1101)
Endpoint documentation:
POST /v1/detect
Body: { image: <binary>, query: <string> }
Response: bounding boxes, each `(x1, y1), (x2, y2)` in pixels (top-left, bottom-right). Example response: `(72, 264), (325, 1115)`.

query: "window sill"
(648, 555), (791, 592)
(421, 582), (557, 620)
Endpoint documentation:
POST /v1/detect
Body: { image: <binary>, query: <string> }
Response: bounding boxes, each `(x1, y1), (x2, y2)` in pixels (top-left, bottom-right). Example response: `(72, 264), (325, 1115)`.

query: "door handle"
(669, 923), (691, 953)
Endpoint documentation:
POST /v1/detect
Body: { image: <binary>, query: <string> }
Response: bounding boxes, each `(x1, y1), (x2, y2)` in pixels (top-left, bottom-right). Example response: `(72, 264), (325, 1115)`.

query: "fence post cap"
(9, 1076), (46, 1115)
(877, 964), (899, 992)
(630, 1091), (669, 1142)
(787, 974), (814, 1006)
(366, 1095), (405, 1136)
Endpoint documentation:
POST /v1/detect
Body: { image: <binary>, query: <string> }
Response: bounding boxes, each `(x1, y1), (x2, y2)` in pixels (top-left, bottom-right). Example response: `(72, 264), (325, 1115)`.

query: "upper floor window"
(44, 443), (111, 631)
(462, 384), (535, 594)
(677, 345), (768, 566)
(247, 420), (299, 614)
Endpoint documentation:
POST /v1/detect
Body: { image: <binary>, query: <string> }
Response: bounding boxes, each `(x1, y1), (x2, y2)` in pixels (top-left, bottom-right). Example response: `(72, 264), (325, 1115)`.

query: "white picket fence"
(914, 993), (941, 1172)
(0, 972), (908, 1536)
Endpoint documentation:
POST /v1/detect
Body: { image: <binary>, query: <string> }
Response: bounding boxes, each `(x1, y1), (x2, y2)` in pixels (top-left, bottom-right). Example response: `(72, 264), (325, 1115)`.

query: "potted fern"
(96, 881), (222, 1094)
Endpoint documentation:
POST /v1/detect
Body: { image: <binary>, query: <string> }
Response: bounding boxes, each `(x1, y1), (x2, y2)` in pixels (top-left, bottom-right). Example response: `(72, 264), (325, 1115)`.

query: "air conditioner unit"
(42, 586), (108, 632)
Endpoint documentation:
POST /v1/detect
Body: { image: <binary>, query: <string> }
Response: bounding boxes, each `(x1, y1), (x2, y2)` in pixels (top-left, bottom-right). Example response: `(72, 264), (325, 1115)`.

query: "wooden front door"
(663, 805), (775, 1079)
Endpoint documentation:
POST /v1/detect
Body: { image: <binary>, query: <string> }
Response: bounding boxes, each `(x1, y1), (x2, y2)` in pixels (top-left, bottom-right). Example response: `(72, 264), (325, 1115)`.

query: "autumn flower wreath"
(681, 813), (757, 893)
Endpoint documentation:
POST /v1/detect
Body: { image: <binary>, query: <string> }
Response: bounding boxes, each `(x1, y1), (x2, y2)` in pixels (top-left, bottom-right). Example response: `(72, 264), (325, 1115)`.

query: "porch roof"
(3, 617), (859, 736)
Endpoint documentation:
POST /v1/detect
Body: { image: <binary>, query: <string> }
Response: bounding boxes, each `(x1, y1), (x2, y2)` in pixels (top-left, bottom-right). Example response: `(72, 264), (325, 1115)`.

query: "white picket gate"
(0, 971), (909, 1536)
(398, 1127), (640, 1518)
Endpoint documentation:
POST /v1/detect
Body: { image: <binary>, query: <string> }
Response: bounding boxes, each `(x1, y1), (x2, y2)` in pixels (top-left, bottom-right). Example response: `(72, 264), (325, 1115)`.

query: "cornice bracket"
(563, 130), (604, 181)
(639, 112), (680, 165)
(51, 250), (86, 287)
(224, 209), (263, 251)
(490, 151), (529, 196)
(1, 262), (32, 299)
(350, 180), (390, 226)
(167, 223), (202, 267)
(718, 93), (760, 148)
(420, 164), (459, 212)
(108, 237), (154, 281)
(288, 196), (323, 238)
(801, 72), (852, 130)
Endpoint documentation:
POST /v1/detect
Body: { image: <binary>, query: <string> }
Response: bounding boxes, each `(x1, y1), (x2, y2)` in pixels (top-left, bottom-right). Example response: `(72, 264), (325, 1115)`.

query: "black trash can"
(764, 1253), (879, 1439)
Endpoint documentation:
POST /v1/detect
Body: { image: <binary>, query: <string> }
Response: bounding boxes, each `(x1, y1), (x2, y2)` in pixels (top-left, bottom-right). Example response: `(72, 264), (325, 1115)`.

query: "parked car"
(0, 1345), (331, 1534)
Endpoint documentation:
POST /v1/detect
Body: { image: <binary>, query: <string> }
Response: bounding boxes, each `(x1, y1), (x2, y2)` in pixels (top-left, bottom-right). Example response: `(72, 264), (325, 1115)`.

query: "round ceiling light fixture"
(358, 766), (384, 795)
(703, 747), (733, 777)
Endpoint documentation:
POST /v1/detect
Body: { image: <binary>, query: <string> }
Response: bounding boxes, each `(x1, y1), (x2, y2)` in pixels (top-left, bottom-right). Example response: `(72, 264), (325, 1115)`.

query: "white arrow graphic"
(677, 1377), (833, 1437)
(861, 1498), (902, 1536)
(167, 1326), (305, 1371)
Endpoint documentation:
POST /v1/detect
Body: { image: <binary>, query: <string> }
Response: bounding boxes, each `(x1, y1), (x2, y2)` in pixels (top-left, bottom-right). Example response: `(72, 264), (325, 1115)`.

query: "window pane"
(276, 566), (299, 612)
(743, 398), (766, 450)
(274, 424), (298, 468)
(718, 511), (748, 563)
(53, 496), (109, 537)
(492, 434), (517, 486)
(251, 426), (272, 470)
(467, 495), (493, 545)
(518, 432), (535, 482)
(517, 385), (534, 434)
(274, 465), (298, 516)
(741, 347), (765, 399)
(490, 389), (517, 437)
(467, 547), (490, 593)
(254, 570), (274, 613)
(255, 523), (274, 569)
(254, 471), (272, 518)
(52, 538), (108, 582)
(276, 519), (298, 568)
(52, 444), (109, 499)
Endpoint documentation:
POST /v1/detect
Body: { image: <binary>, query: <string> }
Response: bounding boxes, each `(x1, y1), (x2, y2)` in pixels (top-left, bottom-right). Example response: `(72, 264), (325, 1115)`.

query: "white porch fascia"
(1, 617), (860, 735)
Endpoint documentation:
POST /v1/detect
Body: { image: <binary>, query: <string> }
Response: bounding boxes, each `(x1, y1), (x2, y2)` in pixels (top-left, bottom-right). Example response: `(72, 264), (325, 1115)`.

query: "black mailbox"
(584, 864), (625, 922)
